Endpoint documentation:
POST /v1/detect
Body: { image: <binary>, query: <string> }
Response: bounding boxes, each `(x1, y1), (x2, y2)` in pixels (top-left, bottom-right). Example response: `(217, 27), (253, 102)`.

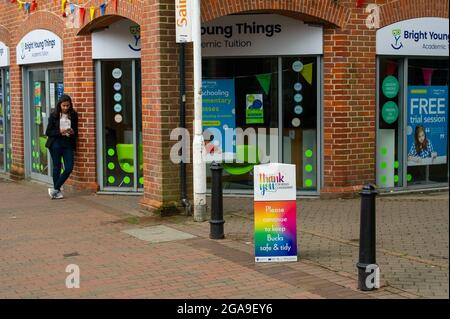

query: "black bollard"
(210, 162), (225, 239)
(357, 184), (379, 291)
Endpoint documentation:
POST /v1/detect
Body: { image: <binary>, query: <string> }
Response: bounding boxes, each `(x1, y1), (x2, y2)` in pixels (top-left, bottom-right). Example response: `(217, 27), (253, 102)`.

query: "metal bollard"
(210, 162), (225, 239)
(356, 184), (379, 291)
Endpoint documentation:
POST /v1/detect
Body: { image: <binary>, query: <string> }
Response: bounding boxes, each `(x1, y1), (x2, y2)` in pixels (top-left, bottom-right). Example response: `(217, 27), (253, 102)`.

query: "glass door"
(0, 68), (9, 171)
(98, 59), (142, 192)
(25, 66), (64, 182)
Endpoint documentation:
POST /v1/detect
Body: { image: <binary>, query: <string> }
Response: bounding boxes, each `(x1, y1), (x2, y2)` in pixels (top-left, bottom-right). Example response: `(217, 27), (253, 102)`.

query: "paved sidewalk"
(0, 177), (447, 299)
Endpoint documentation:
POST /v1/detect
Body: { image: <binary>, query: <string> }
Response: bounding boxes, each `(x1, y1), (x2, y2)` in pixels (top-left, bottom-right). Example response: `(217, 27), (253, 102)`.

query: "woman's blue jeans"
(49, 142), (74, 191)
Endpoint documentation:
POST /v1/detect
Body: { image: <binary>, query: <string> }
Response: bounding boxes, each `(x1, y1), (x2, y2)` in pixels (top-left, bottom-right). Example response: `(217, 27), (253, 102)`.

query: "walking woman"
(45, 94), (78, 199)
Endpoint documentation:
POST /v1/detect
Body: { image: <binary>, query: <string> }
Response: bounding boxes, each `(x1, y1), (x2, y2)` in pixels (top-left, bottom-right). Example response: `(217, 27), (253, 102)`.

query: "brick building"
(0, 0), (448, 212)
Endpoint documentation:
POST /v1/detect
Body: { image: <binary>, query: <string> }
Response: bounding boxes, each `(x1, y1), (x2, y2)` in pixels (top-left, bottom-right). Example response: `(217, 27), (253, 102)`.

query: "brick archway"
(76, 1), (144, 35)
(16, 11), (65, 42)
(0, 24), (10, 47)
(201, 0), (351, 28)
(380, 0), (449, 28)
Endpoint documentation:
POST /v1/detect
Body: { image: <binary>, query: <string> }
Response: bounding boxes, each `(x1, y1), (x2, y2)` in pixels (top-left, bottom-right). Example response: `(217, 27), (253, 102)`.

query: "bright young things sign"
(16, 29), (63, 65)
(254, 163), (297, 263)
(407, 86), (448, 166)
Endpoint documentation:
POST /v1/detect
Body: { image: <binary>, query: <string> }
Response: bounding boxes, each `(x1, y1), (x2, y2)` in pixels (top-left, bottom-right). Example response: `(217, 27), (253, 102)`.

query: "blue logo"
(128, 25), (141, 52)
(391, 29), (403, 50)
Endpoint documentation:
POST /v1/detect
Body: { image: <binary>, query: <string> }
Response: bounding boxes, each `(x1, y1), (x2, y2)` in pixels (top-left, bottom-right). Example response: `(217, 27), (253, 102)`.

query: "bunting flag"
(8, 0), (37, 14)
(386, 61), (398, 76)
(89, 6), (96, 20)
(300, 63), (313, 85)
(100, 3), (107, 16)
(256, 73), (272, 95)
(422, 68), (434, 86)
(112, 0), (117, 12)
(79, 7), (86, 25)
(61, 0), (66, 13)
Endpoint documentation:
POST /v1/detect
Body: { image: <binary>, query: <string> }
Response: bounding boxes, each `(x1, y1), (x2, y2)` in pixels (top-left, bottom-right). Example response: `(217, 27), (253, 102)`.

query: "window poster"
(246, 94), (264, 124)
(202, 79), (236, 154)
(407, 86), (448, 166)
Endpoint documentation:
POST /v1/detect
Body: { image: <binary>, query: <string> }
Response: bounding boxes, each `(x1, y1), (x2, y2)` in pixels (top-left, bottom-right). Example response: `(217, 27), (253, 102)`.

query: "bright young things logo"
(391, 29), (403, 50)
(259, 172), (285, 196)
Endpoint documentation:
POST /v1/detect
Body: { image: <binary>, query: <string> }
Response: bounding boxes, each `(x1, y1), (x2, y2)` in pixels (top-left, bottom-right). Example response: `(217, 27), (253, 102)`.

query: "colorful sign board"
(407, 86), (448, 166)
(376, 18), (449, 56)
(16, 29), (63, 65)
(202, 79), (236, 153)
(246, 94), (264, 124)
(175, 0), (193, 43)
(254, 163), (297, 262)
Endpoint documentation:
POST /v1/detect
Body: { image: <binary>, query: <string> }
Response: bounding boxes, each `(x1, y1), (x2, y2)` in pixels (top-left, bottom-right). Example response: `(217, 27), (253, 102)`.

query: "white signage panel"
(202, 14), (323, 57)
(254, 163), (296, 202)
(0, 41), (9, 67)
(376, 18), (449, 56)
(16, 29), (63, 65)
(92, 19), (141, 59)
(176, 0), (193, 43)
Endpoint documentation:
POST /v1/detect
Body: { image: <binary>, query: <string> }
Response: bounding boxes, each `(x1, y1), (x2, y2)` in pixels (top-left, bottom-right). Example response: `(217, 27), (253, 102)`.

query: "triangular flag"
(256, 73), (272, 95)
(89, 6), (96, 21)
(100, 3), (106, 16)
(70, 3), (75, 14)
(61, 0), (67, 13)
(301, 63), (313, 85)
(386, 61), (397, 76)
(79, 7), (86, 25)
(25, 2), (30, 13)
(19, 2), (23, 9)
(112, 0), (118, 12)
(422, 68), (434, 86)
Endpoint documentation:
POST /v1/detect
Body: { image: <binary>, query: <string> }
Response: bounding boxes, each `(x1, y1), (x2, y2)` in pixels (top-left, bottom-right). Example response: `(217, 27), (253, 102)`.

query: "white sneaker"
(54, 191), (64, 199)
(48, 188), (58, 199)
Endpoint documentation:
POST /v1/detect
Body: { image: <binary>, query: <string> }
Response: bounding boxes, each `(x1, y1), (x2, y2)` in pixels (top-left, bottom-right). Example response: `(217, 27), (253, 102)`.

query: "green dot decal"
(123, 176), (131, 184)
(407, 174), (412, 182)
(107, 162), (115, 170)
(305, 149), (313, 158)
(139, 177), (144, 185)
(108, 176), (115, 184)
(32, 140), (35, 146)
(32, 163), (36, 169)
(107, 148), (115, 156)
(394, 175), (399, 183)
(305, 179), (313, 187)
(381, 147), (387, 156)
(381, 162), (387, 169)
(305, 164), (313, 173)
(394, 161), (399, 169)
(381, 175), (387, 184)
(124, 163), (131, 170)
(40, 164), (44, 171)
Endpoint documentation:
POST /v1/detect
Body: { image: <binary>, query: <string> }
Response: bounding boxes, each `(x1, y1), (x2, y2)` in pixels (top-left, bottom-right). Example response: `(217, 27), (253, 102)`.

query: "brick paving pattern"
(0, 177), (447, 298)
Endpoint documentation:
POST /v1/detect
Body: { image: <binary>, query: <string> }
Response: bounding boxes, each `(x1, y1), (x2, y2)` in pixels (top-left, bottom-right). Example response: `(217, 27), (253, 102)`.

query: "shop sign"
(175, 0), (192, 43)
(254, 163), (297, 263)
(377, 18), (449, 56)
(16, 30), (63, 65)
(202, 14), (323, 57)
(0, 41), (9, 67)
(407, 86), (448, 166)
(92, 19), (141, 59)
(202, 79), (236, 154)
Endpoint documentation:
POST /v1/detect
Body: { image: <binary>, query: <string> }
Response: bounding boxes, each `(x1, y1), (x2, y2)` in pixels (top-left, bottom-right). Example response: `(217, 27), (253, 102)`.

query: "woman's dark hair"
(56, 94), (74, 117)
(414, 125), (428, 154)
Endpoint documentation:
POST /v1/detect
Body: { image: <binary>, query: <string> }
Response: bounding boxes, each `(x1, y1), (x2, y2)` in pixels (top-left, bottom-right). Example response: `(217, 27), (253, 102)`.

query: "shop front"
(201, 14), (323, 195)
(92, 18), (143, 192)
(16, 29), (64, 183)
(0, 41), (11, 172)
(376, 17), (449, 190)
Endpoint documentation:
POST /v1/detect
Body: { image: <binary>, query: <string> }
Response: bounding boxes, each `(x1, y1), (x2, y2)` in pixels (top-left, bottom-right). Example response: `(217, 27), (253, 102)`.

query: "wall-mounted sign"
(254, 163), (297, 263)
(376, 18), (449, 56)
(16, 29), (63, 65)
(0, 41), (10, 67)
(92, 19), (141, 59)
(175, 0), (192, 43)
(202, 14), (323, 57)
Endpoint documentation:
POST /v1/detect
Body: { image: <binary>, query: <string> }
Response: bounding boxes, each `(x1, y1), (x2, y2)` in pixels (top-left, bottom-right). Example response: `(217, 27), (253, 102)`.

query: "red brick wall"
(1, 0), (448, 205)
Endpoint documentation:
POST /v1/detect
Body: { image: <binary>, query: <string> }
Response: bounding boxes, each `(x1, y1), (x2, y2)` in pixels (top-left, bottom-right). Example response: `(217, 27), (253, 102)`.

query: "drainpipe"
(179, 42), (191, 215)
(192, 0), (207, 221)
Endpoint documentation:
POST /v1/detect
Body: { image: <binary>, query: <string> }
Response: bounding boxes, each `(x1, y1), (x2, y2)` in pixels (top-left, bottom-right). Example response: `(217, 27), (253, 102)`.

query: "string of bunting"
(61, 0), (132, 27)
(7, 0), (38, 14)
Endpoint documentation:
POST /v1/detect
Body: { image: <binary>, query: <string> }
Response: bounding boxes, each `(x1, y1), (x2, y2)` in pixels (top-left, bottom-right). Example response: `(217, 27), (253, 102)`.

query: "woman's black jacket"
(45, 110), (78, 151)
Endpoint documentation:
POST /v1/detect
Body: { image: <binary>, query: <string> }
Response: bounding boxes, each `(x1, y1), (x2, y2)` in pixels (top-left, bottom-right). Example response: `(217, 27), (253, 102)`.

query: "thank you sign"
(254, 163), (297, 262)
